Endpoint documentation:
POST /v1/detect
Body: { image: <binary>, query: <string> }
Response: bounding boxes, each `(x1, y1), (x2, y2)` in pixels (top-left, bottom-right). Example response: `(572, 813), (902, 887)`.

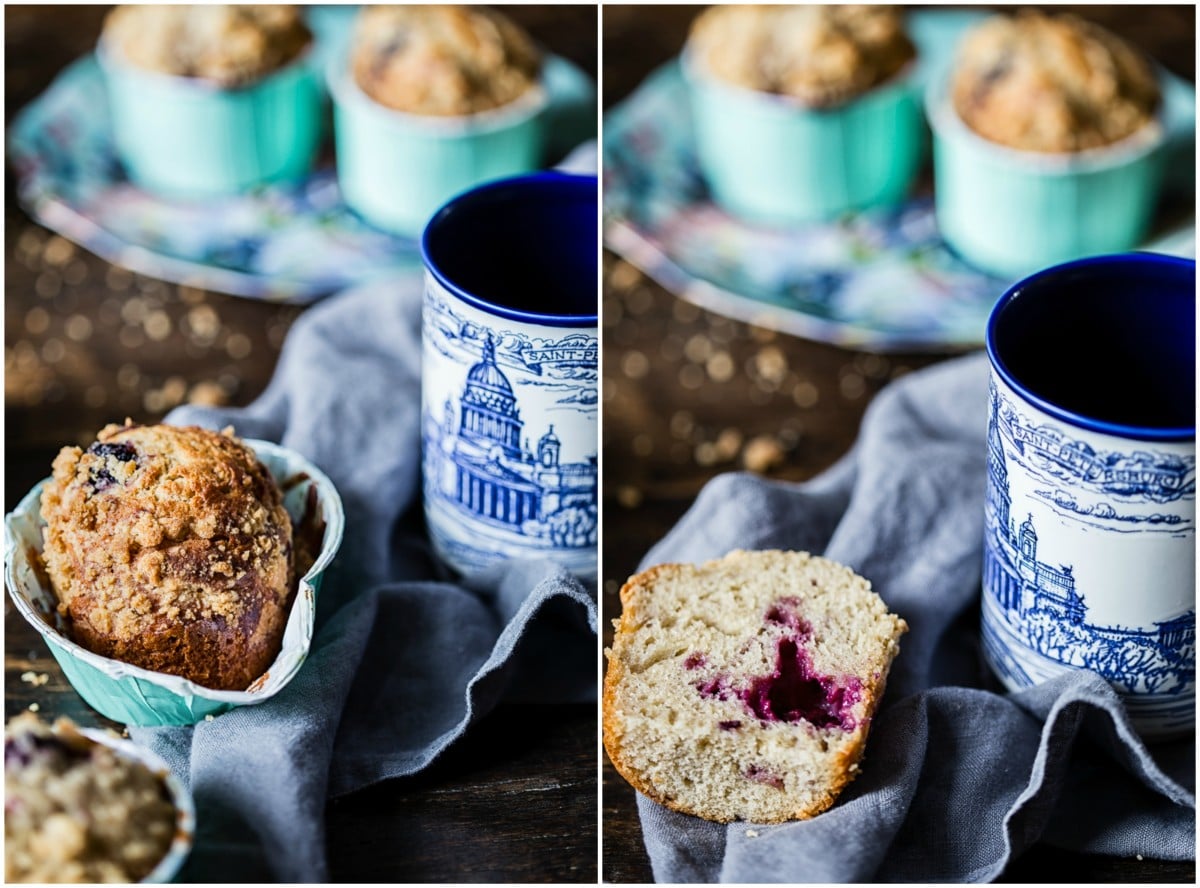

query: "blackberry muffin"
(102, 5), (312, 88)
(687, 4), (916, 108)
(40, 423), (293, 691)
(350, 5), (541, 116)
(5, 714), (178, 883)
(604, 550), (907, 823)
(951, 11), (1161, 153)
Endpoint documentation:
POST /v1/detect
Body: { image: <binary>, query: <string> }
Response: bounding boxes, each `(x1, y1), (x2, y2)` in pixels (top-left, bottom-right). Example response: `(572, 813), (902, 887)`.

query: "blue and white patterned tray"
(8, 7), (595, 302)
(603, 11), (1195, 352)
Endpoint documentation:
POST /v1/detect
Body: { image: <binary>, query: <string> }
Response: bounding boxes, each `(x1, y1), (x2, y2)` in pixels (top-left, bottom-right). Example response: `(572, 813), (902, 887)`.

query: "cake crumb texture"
(40, 422), (294, 691)
(951, 11), (1160, 153)
(603, 549), (907, 823)
(103, 5), (312, 87)
(351, 5), (541, 116)
(5, 713), (177, 883)
(687, 5), (916, 107)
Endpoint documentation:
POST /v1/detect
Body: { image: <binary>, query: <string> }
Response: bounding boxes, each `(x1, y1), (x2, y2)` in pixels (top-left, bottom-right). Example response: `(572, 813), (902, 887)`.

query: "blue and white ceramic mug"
(983, 253), (1195, 740)
(421, 173), (598, 579)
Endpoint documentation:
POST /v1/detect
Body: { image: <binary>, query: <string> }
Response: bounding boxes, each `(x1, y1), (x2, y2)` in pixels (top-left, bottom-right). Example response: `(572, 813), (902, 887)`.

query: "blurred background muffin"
(39, 423), (293, 691)
(101, 4), (312, 87)
(97, 4), (322, 197)
(951, 10), (1161, 153)
(687, 4), (915, 107)
(5, 714), (182, 883)
(332, 4), (564, 236)
(682, 4), (924, 223)
(350, 4), (541, 116)
(929, 7), (1179, 277)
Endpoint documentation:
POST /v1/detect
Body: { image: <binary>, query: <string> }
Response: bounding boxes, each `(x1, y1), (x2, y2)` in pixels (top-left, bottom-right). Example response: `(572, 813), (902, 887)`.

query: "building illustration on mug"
(422, 296), (598, 576)
(982, 382), (1195, 733)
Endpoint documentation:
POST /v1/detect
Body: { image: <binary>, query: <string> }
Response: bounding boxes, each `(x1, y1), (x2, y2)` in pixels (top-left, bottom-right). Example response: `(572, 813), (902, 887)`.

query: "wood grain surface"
(600, 4), (1196, 883)
(4, 5), (598, 883)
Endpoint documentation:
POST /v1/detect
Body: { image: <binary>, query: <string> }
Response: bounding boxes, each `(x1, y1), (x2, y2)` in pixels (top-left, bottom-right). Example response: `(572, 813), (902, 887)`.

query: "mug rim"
(986, 251), (1196, 443)
(421, 171), (598, 328)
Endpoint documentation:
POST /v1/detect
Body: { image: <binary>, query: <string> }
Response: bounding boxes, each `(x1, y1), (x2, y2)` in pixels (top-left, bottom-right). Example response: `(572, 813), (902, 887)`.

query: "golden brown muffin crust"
(687, 5), (916, 107)
(102, 5), (312, 87)
(40, 423), (293, 691)
(951, 11), (1161, 153)
(350, 5), (541, 116)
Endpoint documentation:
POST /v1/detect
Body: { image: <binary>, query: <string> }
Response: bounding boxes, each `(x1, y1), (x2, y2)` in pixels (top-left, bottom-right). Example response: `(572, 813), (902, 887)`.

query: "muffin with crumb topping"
(350, 5), (541, 116)
(950, 10), (1160, 154)
(39, 422), (293, 691)
(5, 714), (181, 883)
(102, 4), (312, 87)
(687, 4), (916, 107)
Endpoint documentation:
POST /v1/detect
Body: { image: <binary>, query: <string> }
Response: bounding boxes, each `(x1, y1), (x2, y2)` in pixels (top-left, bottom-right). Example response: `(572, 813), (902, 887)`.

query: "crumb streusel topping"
(687, 5), (916, 107)
(951, 11), (1160, 153)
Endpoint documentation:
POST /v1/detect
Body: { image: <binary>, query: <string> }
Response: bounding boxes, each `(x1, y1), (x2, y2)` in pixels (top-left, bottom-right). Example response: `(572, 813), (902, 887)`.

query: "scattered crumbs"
(1136, 854), (1144, 861)
(19, 671), (49, 687)
(745, 829), (759, 839)
(204, 714), (215, 722)
(27, 703), (39, 712)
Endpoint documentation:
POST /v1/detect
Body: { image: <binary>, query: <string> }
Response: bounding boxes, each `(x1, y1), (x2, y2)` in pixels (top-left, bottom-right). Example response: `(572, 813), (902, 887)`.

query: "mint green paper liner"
(682, 54), (924, 224)
(5, 440), (345, 727)
(98, 45), (323, 198)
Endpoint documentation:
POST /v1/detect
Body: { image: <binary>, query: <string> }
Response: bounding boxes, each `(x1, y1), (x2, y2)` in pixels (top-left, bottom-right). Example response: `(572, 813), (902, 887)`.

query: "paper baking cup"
(97, 43), (323, 198)
(4, 440), (345, 727)
(329, 57), (547, 237)
(73, 727), (197, 883)
(926, 75), (1169, 278)
(682, 53), (924, 224)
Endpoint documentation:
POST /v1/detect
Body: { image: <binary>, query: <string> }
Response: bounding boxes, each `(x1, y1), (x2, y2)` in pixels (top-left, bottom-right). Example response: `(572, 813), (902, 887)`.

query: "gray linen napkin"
(129, 276), (597, 882)
(632, 353), (1195, 883)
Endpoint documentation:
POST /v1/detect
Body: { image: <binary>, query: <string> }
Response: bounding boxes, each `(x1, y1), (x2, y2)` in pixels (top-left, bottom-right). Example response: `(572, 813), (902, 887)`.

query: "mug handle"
(541, 55), (598, 166)
(1160, 70), (1196, 192)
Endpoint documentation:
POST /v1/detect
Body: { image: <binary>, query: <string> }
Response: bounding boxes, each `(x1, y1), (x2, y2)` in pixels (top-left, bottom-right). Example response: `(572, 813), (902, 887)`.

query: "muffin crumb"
(350, 5), (541, 115)
(951, 11), (1160, 153)
(688, 5), (916, 107)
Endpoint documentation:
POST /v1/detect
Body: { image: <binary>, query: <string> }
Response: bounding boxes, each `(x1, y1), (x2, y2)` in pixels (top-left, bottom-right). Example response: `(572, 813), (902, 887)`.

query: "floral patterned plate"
(603, 10), (1195, 352)
(8, 6), (596, 302)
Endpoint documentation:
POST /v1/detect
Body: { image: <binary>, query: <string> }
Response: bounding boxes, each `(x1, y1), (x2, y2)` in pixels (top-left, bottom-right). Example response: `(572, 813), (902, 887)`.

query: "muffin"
(604, 550), (907, 823)
(951, 11), (1161, 153)
(102, 5), (312, 87)
(5, 714), (179, 883)
(687, 4), (916, 107)
(350, 5), (541, 116)
(39, 422), (294, 691)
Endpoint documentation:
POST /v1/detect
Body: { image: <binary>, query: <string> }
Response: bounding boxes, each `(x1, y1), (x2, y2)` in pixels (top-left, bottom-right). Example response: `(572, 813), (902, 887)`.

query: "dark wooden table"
(4, 5), (597, 882)
(600, 4), (1196, 883)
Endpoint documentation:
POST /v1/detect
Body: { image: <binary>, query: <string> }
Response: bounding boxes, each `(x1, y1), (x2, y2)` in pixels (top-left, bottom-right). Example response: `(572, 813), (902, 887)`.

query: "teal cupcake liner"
(681, 52), (924, 224)
(329, 55), (547, 237)
(4, 440), (345, 727)
(74, 727), (197, 883)
(926, 75), (1170, 278)
(97, 43), (323, 198)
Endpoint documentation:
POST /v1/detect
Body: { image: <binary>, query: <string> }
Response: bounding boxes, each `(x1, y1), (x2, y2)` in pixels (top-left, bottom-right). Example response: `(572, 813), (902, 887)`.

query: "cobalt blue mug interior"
(983, 252), (1196, 739)
(420, 173), (599, 579)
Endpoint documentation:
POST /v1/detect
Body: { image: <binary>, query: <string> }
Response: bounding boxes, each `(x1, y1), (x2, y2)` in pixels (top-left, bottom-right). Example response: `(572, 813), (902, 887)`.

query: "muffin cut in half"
(604, 549), (907, 823)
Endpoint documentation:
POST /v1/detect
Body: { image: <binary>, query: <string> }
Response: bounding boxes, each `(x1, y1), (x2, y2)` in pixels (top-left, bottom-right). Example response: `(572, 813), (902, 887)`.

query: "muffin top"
(39, 422), (293, 689)
(687, 5), (916, 107)
(5, 714), (177, 883)
(951, 11), (1161, 153)
(102, 5), (312, 87)
(350, 5), (541, 116)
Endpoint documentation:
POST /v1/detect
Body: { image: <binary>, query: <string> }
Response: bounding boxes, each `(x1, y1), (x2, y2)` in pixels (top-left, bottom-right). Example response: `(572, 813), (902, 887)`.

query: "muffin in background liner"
(79, 726), (196, 883)
(96, 39), (323, 198)
(5, 440), (345, 727)
(925, 70), (1188, 279)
